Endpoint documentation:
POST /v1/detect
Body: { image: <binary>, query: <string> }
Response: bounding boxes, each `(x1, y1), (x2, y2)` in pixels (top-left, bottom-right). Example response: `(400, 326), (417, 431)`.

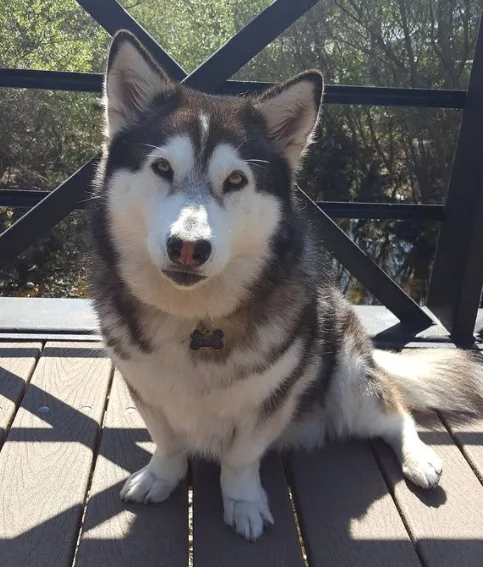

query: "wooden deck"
(0, 301), (483, 566)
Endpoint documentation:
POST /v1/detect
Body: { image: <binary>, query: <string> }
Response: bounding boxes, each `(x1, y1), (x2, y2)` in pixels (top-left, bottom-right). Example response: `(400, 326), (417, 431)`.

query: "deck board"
(373, 415), (483, 567)
(192, 453), (305, 567)
(74, 371), (189, 567)
(0, 342), (112, 567)
(287, 441), (422, 567)
(0, 342), (42, 445)
(443, 416), (483, 483)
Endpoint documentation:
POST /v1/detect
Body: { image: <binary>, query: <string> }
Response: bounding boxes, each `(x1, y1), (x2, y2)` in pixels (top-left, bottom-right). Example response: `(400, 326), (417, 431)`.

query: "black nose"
(166, 236), (212, 267)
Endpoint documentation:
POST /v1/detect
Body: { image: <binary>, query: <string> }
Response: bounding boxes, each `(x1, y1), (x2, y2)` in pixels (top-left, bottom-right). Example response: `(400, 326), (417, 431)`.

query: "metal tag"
(190, 328), (224, 351)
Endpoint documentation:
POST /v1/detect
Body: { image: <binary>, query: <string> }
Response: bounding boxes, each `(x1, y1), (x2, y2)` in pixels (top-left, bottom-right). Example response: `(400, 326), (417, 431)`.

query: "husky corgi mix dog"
(89, 31), (483, 541)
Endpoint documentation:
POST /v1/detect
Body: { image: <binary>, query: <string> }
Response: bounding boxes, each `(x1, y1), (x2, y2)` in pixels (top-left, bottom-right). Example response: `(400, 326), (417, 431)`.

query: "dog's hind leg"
(348, 385), (443, 489)
(330, 345), (443, 489)
(371, 409), (442, 488)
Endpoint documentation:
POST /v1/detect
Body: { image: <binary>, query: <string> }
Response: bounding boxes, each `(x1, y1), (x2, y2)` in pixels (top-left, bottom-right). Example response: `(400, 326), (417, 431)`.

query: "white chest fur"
(109, 326), (304, 456)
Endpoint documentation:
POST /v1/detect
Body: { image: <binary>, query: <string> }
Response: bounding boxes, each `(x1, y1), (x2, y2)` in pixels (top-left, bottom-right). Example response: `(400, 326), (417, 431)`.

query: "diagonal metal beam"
(76, 0), (186, 80)
(296, 186), (433, 329)
(0, 157), (98, 265)
(183, 0), (320, 91)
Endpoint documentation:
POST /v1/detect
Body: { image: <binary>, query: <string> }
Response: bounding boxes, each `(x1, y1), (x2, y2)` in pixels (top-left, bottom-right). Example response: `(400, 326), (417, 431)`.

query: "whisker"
(131, 143), (169, 156)
(234, 139), (251, 153)
(245, 158), (270, 170)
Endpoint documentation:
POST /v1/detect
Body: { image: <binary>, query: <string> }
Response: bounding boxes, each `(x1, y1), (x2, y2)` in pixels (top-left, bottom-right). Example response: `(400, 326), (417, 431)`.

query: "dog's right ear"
(104, 30), (172, 136)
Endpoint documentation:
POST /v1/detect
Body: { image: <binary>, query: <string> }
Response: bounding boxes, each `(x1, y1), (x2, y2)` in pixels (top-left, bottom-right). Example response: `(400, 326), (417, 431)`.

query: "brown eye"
(152, 158), (173, 180)
(224, 170), (247, 192)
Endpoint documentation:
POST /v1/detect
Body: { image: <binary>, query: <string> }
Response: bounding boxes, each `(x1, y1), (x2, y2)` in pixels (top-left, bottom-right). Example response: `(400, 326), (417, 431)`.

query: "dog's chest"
(108, 319), (303, 454)
(113, 345), (250, 453)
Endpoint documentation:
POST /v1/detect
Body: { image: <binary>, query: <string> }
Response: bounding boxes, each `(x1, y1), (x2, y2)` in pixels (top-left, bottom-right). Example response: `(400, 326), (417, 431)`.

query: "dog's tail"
(373, 348), (483, 413)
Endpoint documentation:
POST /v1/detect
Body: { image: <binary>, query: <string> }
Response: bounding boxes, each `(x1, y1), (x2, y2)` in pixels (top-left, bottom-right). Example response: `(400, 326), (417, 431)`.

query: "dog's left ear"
(256, 71), (323, 169)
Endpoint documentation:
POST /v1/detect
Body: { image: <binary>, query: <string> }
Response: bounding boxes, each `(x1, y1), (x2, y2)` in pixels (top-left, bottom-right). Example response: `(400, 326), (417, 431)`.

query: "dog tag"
(190, 329), (224, 351)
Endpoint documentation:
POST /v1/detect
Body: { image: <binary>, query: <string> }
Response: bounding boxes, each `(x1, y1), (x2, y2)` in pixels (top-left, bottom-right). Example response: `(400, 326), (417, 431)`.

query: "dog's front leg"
(120, 385), (188, 504)
(220, 437), (274, 541)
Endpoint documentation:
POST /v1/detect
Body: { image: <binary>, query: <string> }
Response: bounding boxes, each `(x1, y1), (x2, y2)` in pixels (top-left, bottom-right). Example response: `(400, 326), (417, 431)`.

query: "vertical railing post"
(427, 14), (483, 345)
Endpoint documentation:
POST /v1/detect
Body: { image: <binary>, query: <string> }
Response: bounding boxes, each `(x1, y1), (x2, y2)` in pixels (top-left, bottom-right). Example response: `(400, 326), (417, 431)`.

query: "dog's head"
(99, 31), (323, 316)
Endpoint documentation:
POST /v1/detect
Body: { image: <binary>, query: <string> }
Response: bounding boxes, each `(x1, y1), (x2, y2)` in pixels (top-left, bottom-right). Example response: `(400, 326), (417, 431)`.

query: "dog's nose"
(167, 236), (212, 267)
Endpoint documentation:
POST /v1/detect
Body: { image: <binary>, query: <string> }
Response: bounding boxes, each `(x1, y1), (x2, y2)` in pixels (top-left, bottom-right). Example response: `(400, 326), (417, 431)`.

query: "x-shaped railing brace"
(0, 0), (432, 329)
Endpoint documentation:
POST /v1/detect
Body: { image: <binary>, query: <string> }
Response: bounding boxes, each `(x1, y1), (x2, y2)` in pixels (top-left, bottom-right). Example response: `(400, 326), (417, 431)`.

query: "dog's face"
(101, 31), (322, 300)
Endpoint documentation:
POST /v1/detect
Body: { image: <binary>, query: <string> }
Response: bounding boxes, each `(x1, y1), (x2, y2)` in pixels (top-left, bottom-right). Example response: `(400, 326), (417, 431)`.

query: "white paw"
(120, 465), (179, 504)
(402, 443), (443, 489)
(223, 489), (274, 541)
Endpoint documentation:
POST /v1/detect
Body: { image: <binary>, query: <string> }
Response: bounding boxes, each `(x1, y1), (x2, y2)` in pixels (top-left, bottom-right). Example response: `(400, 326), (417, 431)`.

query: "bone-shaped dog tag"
(190, 329), (224, 351)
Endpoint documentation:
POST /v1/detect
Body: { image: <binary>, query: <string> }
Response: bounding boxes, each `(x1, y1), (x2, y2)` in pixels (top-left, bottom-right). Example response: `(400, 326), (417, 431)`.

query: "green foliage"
(121, 0), (271, 72)
(0, 0), (108, 191)
(0, 0), (110, 71)
(0, 0), (482, 303)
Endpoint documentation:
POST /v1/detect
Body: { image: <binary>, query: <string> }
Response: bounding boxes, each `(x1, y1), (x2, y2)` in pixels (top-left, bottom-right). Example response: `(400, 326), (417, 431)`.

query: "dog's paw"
(120, 465), (178, 504)
(402, 443), (443, 489)
(223, 490), (274, 541)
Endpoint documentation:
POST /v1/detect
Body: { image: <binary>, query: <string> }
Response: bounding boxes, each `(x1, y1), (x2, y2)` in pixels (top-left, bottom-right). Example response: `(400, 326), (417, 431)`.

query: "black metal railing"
(1, 0), (482, 344)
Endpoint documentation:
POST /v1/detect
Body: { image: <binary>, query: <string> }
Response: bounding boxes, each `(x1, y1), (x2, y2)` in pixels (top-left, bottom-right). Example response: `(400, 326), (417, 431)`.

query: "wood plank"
(374, 415), (483, 567)
(287, 442), (421, 567)
(441, 415), (483, 485)
(74, 371), (188, 567)
(0, 342), (42, 445)
(0, 342), (112, 567)
(192, 453), (304, 567)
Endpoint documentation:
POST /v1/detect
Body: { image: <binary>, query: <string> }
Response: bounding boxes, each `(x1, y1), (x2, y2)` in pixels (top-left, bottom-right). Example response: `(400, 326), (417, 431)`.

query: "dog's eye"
(152, 158), (173, 180)
(227, 171), (245, 185)
(224, 171), (247, 192)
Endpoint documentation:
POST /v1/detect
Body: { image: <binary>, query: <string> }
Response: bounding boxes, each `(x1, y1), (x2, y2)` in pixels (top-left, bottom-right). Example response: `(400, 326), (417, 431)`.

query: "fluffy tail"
(373, 348), (483, 413)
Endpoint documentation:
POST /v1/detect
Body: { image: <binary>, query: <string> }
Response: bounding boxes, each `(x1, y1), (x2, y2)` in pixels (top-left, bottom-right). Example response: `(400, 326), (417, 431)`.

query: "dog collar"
(190, 323), (224, 351)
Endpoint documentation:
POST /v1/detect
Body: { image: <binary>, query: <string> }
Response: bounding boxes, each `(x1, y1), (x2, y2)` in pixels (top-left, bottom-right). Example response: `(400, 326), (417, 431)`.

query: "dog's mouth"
(162, 269), (207, 287)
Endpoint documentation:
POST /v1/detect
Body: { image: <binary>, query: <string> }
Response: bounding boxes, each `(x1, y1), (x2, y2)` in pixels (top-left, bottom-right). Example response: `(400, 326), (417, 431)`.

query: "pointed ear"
(256, 71), (323, 169)
(104, 30), (172, 136)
